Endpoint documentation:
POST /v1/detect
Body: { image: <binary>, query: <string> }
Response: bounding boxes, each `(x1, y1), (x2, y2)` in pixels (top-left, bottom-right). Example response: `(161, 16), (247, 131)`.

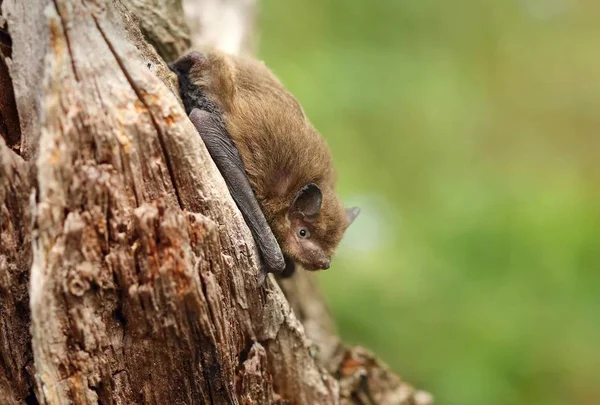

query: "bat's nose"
(319, 259), (331, 270)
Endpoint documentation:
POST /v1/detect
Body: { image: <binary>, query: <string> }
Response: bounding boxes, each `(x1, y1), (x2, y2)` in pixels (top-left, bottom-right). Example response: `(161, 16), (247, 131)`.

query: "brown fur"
(189, 51), (351, 269)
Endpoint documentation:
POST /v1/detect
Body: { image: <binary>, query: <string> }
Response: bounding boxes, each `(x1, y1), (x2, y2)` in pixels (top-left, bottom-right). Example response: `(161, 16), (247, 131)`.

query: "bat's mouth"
(302, 260), (331, 271)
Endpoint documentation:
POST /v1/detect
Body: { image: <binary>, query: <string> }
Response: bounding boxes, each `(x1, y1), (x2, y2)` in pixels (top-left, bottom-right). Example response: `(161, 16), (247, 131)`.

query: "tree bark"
(0, 1), (433, 404)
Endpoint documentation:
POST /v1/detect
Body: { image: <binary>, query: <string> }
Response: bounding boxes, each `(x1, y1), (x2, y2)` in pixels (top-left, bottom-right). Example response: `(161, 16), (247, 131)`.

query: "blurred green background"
(259, 1), (600, 405)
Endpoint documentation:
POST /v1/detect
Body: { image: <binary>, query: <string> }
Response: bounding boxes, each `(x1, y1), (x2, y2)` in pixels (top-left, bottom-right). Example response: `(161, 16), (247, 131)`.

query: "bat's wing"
(189, 108), (286, 281)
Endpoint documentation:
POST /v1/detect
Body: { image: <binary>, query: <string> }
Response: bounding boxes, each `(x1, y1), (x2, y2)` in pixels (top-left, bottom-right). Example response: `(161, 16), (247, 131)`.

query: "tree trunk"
(0, 0), (433, 404)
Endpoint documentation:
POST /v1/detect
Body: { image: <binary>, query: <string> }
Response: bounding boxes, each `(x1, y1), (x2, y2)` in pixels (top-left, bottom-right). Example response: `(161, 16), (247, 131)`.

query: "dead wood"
(0, 0), (433, 404)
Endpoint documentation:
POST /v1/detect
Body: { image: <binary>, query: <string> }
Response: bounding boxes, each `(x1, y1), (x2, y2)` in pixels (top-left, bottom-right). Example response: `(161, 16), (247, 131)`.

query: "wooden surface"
(0, 0), (433, 403)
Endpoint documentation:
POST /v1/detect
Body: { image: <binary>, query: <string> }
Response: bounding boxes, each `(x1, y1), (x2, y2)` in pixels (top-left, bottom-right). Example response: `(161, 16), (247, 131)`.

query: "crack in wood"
(0, 0), (433, 403)
(50, 0), (80, 81)
(92, 17), (184, 209)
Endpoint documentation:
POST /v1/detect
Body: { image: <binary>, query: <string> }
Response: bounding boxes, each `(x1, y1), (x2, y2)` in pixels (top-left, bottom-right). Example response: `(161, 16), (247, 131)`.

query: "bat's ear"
(345, 207), (360, 227)
(290, 183), (322, 222)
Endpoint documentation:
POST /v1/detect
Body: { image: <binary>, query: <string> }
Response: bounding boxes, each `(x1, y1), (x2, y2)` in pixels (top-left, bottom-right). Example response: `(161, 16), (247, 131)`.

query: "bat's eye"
(298, 228), (310, 238)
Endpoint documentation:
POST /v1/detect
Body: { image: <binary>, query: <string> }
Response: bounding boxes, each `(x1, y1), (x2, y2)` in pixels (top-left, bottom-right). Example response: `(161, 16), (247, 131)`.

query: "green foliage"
(259, 1), (600, 404)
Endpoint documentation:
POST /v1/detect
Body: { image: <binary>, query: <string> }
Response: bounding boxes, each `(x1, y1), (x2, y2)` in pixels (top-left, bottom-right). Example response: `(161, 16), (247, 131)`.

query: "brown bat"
(170, 51), (359, 281)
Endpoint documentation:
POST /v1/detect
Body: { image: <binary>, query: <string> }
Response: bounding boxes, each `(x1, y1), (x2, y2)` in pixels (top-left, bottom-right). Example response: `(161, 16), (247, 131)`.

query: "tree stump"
(0, 0), (433, 404)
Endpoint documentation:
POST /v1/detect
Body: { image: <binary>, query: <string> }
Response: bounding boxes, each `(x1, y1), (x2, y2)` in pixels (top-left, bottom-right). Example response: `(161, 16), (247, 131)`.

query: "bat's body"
(171, 51), (359, 281)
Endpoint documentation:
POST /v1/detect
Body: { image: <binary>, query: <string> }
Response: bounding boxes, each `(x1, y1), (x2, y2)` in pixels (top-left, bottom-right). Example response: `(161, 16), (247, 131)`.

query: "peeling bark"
(0, 3), (21, 152)
(0, 138), (33, 405)
(127, 0), (191, 62)
(0, 0), (433, 404)
(0, 5), (34, 403)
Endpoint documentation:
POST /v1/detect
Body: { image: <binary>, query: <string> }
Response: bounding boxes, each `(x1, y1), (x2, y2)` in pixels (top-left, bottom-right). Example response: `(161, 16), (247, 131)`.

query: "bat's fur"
(185, 51), (355, 270)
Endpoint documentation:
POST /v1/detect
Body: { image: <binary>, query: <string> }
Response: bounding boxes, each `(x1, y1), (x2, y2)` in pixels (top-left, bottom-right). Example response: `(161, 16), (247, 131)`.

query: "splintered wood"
(0, 0), (433, 404)
(2, 0), (335, 403)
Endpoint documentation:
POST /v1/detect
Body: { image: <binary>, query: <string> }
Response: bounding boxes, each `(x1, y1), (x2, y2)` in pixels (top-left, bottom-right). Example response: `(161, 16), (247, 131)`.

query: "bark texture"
(0, 0), (433, 404)
(1, 2), (35, 402)
(0, 139), (33, 405)
(0, 1), (20, 153)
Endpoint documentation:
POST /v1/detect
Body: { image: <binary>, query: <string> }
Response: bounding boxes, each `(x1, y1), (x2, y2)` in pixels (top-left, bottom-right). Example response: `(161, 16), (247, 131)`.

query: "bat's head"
(171, 51), (360, 272)
(281, 183), (359, 271)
